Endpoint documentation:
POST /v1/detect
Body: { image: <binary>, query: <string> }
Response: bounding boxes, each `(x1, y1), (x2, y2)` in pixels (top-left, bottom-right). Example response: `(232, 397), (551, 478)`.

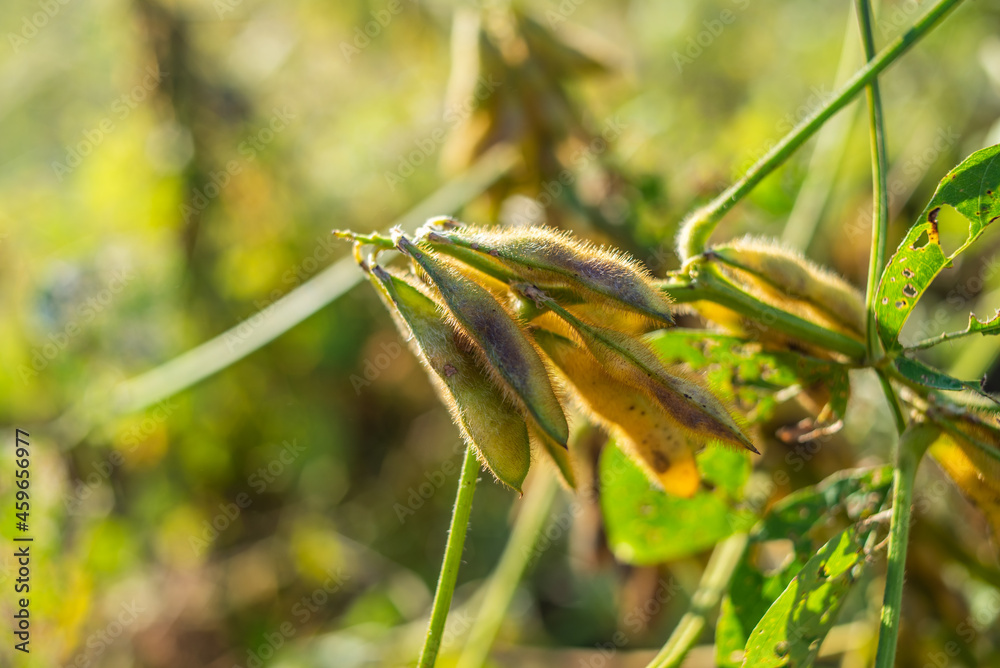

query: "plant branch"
(664, 264), (868, 360)
(873, 422), (940, 668)
(645, 532), (749, 668)
(456, 469), (560, 668)
(856, 0), (891, 364)
(419, 445), (481, 668)
(676, 0), (966, 261)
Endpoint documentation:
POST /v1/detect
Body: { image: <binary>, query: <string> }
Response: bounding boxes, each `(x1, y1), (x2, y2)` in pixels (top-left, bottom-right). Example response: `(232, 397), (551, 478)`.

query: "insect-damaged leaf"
(395, 233), (570, 447)
(876, 143), (1000, 351)
(715, 466), (892, 667)
(741, 527), (866, 668)
(369, 266), (531, 492)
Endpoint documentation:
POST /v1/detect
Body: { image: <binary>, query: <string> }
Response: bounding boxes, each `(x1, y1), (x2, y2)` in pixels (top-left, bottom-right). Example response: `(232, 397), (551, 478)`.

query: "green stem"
(645, 533), (749, 668)
(873, 422), (939, 668)
(456, 470), (560, 668)
(676, 0), (966, 260)
(908, 327), (997, 351)
(418, 446), (481, 668)
(684, 264), (867, 360)
(857, 0), (891, 364)
(876, 369), (907, 435)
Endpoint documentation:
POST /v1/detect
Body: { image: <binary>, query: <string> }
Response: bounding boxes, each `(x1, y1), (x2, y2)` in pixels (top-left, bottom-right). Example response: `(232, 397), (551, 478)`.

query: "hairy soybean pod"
(535, 329), (700, 497)
(369, 265), (531, 492)
(419, 220), (675, 325)
(710, 236), (866, 335)
(394, 232), (570, 448)
(523, 284), (757, 455)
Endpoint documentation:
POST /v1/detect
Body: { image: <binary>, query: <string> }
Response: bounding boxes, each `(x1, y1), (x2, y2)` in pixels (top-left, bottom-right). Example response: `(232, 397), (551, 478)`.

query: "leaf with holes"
(875, 144), (1000, 351)
(599, 441), (755, 564)
(741, 527), (865, 668)
(646, 330), (852, 423)
(714, 466), (891, 667)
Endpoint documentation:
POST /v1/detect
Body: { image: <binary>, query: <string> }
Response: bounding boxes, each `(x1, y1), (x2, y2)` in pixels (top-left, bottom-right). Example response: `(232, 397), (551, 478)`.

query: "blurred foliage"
(0, 0), (999, 666)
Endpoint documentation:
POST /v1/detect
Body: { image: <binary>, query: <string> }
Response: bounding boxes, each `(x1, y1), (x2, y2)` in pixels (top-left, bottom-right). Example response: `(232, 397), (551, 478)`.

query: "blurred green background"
(1, 0), (1000, 666)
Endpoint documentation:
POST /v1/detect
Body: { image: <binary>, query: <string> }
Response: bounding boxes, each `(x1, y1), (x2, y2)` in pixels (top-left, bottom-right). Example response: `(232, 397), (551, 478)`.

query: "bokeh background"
(2, 0), (1000, 666)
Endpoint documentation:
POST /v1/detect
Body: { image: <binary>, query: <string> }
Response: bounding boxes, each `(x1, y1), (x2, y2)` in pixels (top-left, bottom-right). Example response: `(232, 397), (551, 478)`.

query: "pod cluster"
(339, 219), (758, 495)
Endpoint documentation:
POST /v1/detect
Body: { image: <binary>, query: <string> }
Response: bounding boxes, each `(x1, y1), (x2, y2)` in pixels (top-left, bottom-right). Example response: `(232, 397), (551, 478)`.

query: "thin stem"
(456, 469), (560, 668)
(645, 533), (749, 668)
(418, 446), (481, 668)
(676, 0), (966, 260)
(857, 0), (891, 364)
(873, 422), (939, 668)
(876, 369), (907, 435)
(908, 327), (997, 351)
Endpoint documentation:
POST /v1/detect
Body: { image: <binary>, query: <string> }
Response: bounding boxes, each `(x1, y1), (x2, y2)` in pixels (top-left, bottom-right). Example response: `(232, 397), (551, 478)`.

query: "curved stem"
(676, 0), (966, 260)
(857, 0), (891, 364)
(645, 532), (749, 668)
(456, 469), (560, 668)
(418, 446), (481, 668)
(873, 422), (939, 668)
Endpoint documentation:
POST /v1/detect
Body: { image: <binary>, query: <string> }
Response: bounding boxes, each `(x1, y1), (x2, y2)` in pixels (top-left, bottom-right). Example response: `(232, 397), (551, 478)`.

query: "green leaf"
(893, 356), (990, 398)
(646, 329), (851, 422)
(599, 441), (755, 565)
(741, 527), (865, 668)
(714, 466), (891, 667)
(876, 144), (1000, 351)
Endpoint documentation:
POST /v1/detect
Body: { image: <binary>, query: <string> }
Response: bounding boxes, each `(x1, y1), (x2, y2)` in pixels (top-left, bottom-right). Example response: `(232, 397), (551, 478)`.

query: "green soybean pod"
(369, 265), (531, 492)
(419, 219), (675, 326)
(395, 232), (570, 448)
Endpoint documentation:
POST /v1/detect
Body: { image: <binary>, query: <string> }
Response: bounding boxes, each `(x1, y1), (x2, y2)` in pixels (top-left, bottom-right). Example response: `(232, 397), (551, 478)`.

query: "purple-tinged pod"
(394, 231), (570, 448)
(369, 265), (531, 492)
(418, 220), (675, 326)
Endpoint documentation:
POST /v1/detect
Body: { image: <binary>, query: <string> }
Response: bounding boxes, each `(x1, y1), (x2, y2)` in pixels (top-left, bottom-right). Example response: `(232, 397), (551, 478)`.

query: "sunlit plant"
(333, 1), (1000, 666)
